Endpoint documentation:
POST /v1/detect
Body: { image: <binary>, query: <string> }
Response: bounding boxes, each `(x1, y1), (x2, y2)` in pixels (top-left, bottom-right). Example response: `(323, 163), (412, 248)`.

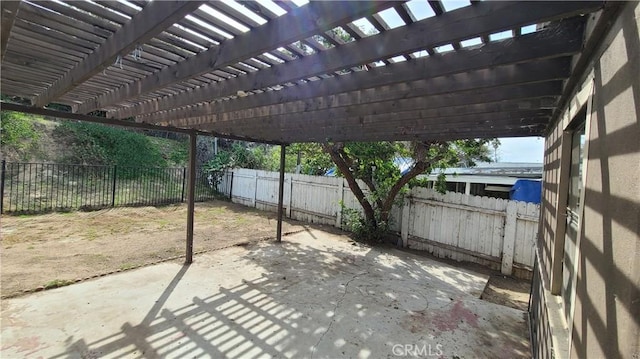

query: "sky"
(496, 137), (545, 163)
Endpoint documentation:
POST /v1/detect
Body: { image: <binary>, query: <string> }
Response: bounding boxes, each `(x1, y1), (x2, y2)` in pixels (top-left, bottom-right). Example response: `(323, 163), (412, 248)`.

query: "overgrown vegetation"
(0, 111), (41, 160)
(52, 121), (169, 168)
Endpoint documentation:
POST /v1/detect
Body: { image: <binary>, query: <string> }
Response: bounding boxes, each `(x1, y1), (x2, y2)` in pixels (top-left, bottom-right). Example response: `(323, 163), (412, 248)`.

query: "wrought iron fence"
(0, 161), (229, 214)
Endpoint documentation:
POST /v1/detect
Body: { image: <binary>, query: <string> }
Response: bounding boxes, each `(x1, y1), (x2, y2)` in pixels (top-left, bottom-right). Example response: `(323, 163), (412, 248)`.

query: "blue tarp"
(510, 179), (542, 204)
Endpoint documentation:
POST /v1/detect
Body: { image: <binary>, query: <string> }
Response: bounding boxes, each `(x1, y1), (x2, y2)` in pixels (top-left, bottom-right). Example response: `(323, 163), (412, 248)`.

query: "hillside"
(0, 111), (190, 168)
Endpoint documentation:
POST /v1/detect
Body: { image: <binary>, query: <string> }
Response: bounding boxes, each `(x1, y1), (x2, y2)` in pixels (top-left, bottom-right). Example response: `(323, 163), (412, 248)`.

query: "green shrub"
(0, 111), (40, 159)
(340, 203), (390, 243)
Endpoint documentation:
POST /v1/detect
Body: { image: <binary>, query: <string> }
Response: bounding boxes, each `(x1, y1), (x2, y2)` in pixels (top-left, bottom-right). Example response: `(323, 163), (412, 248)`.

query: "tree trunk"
(323, 144), (377, 227)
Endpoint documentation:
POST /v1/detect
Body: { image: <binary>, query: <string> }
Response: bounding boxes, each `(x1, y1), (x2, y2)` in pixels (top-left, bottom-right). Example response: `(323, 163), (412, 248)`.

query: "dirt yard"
(1, 201), (306, 298)
(1, 201), (531, 313)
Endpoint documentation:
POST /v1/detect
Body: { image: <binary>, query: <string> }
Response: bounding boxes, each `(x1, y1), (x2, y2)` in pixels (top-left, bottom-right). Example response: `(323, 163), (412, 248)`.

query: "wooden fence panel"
(230, 168), (258, 207)
(513, 201), (540, 268)
(255, 170), (280, 212)
(223, 168), (539, 275)
(289, 174), (340, 225)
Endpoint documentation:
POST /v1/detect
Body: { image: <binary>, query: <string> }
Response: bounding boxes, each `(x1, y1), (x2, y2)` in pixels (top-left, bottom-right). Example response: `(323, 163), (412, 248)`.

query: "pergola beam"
(112, 1), (598, 119)
(76, 1), (397, 114)
(207, 115), (550, 143)
(32, 1), (204, 108)
(1, 1), (20, 61)
(142, 22), (580, 125)
(205, 98), (557, 134)
(165, 58), (569, 127)
(198, 81), (561, 134)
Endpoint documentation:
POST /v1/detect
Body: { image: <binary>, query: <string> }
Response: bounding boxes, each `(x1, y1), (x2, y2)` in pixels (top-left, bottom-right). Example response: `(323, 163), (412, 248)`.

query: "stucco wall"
(537, 2), (640, 358)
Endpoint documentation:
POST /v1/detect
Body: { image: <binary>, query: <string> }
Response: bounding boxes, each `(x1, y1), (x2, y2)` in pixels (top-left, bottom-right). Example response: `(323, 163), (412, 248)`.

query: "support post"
(185, 131), (197, 264)
(276, 145), (286, 242)
(0, 160), (6, 213)
(501, 201), (518, 275)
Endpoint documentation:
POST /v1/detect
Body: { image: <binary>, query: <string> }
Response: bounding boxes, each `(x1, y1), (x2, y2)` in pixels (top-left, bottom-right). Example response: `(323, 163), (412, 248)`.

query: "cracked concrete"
(311, 270), (369, 359)
(1, 228), (530, 358)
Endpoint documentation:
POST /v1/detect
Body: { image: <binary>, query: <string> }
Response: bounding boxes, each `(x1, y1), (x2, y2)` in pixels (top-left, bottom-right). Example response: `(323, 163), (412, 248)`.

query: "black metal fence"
(0, 161), (229, 214)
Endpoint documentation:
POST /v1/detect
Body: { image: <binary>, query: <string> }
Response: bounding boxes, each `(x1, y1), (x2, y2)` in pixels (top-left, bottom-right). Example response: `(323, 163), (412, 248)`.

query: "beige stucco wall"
(538, 2), (640, 358)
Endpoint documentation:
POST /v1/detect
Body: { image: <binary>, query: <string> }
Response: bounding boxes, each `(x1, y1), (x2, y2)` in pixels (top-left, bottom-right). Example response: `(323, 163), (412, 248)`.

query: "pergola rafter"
(32, 1), (205, 108)
(75, 1), (397, 114)
(0, 1), (21, 61)
(111, 1), (600, 120)
(147, 24), (578, 126)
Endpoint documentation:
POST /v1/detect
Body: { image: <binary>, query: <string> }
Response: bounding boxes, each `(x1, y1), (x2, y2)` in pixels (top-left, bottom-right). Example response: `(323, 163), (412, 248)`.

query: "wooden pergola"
(0, 0), (613, 262)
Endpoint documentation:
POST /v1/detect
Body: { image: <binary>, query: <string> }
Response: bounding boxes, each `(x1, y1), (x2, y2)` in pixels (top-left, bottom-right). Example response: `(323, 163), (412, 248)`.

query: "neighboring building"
(531, 2), (640, 358)
(422, 162), (543, 201)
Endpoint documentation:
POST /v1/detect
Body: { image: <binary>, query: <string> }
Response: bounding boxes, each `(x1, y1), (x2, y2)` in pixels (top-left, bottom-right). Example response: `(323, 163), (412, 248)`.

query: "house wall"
(535, 2), (640, 358)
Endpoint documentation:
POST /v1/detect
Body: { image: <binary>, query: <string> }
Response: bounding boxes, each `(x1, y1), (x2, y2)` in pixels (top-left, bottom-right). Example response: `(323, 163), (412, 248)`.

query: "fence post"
(400, 195), (411, 247)
(228, 171), (233, 201)
(111, 165), (117, 207)
(287, 173), (293, 218)
(181, 167), (187, 202)
(335, 178), (344, 228)
(253, 171), (258, 208)
(502, 201), (518, 275)
(0, 160), (6, 213)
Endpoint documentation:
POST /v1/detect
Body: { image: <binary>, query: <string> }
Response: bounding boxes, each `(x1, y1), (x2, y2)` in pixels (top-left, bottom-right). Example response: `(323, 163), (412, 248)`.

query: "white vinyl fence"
(217, 168), (539, 277)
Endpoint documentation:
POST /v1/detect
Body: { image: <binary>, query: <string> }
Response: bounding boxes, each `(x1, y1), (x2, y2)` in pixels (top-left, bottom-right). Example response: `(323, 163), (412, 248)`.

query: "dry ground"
(1, 201), (305, 297)
(1, 201), (531, 312)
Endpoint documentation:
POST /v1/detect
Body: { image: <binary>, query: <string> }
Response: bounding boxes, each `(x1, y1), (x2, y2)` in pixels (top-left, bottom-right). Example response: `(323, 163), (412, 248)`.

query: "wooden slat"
(76, 1), (397, 114)
(394, 3), (415, 25)
(113, 2), (595, 119)
(33, 1), (204, 107)
(191, 81), (561, 130)
(208, 1), (265, 28)
(166, 62), (566, 126)
(145, 25), (576, 124)
(1, 1), (21, 61)
(17, 3), (109, 44)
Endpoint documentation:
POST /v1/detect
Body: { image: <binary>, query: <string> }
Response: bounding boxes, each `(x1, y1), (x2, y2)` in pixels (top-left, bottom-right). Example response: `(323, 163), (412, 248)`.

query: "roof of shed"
(0, 0), (608, 143)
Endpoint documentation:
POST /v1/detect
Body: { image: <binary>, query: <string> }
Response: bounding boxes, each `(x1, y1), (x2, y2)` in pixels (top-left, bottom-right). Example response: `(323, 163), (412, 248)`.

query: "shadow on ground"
(1, 229), (530, 358)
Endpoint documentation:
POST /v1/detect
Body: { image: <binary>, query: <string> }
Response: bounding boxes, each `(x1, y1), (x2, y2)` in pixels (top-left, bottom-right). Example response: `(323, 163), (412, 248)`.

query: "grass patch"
(43, 279), (74, 289)
(85, 229), (98, 241)
(119, 263), (137, 271)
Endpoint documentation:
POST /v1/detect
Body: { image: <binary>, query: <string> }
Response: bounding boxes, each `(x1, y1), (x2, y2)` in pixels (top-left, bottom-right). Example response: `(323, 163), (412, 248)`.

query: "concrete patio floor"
(1, 228), (530, 358)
